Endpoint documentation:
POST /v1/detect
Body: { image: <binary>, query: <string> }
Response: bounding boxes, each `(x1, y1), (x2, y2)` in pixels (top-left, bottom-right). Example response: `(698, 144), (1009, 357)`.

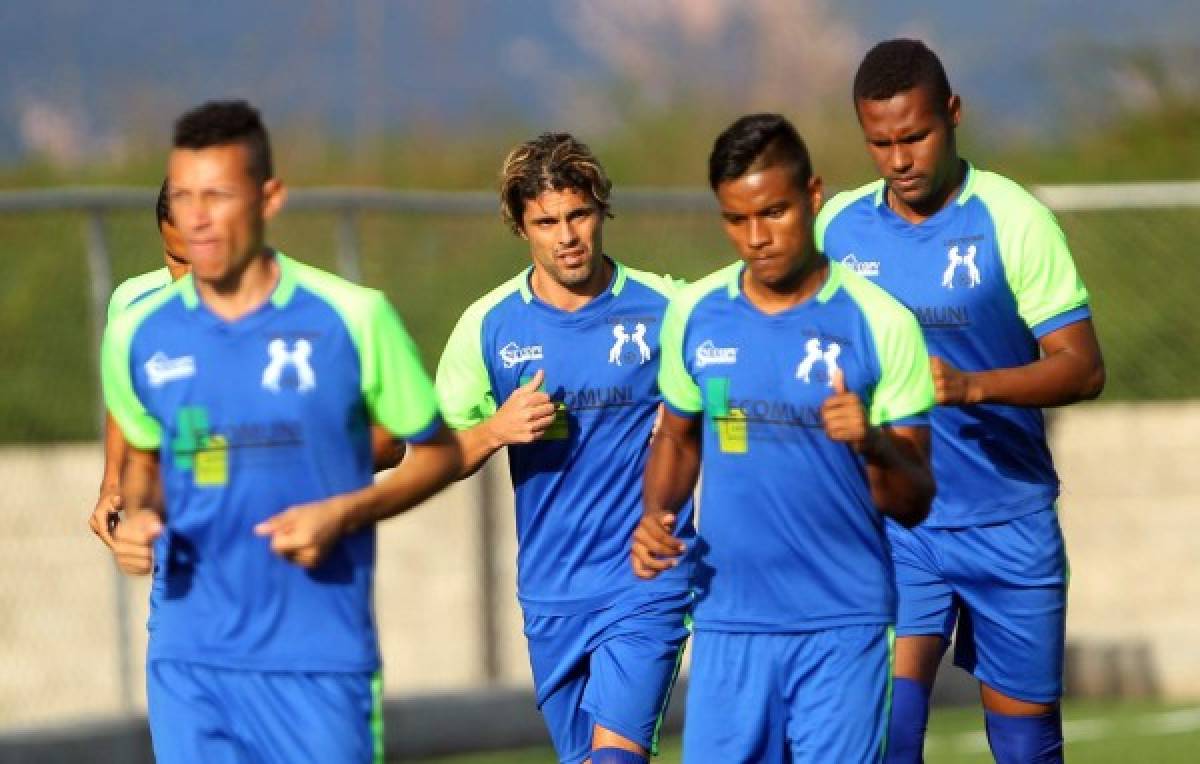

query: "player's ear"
(946, 94), (961, 130)
(261, 178), (287, 221)
(807, 175), (824, 215)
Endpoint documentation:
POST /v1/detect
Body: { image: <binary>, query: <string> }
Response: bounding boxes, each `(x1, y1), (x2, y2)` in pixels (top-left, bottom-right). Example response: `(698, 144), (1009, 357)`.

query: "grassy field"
(412, 700), (1200, 763)
(0, 201), (1195, 442)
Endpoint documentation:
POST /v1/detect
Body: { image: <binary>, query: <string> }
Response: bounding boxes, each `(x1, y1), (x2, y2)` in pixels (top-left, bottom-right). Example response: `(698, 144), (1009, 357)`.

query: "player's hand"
(110, 509), (162, 576)
(89, 492), (122, 550)
(489, 369), (557, 445)
(930, 356), (983, 405)
(631, 512), (686, 580)
(821, 371), (877, 454)
(255, 497), (349, 569)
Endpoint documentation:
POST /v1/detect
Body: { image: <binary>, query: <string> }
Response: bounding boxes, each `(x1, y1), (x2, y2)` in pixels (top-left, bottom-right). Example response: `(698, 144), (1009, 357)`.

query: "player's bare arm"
(110, 447), (164, 576)
(370, 424), (406, 471)
(89, 412), (130, 549)
(632, 409), (698, 579)
(932, 318), (1105, 407)
(453, 369), (557, 479)
(256, 424), (462, 568)
(821, 371), (933, 528)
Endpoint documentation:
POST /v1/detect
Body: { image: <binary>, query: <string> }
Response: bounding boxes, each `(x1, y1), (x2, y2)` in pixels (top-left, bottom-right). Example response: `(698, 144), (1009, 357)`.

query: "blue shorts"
(683, 625), (893, 763)
(888, 506), (1068, 703)
(146, 660), (382, 764)
(524, 592), (691, 764)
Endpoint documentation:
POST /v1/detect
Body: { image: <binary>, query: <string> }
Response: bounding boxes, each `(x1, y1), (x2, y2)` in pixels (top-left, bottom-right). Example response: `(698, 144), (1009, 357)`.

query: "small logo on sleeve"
(499, 342), (544, 369)
(144, 352), (196, 387)
(262, 338), (316, 393)
(695, 340), (738, 368)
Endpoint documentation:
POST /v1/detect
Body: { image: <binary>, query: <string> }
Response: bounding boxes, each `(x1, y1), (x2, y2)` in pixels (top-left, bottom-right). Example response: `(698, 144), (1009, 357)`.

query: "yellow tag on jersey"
(716, 408), (748, 454)
(194, 435), (229, 486)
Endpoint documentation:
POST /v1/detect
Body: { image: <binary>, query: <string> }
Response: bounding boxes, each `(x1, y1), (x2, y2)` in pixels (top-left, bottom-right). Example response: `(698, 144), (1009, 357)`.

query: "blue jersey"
(102, 252), (442, 672)
(817, 165), (1091, 527)
(659, 260), (933, 632)
(435, 259), (695, 615)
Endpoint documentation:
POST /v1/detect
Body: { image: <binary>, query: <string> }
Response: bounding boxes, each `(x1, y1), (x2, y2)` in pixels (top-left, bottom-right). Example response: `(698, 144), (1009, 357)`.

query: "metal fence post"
(83, 210), (135, 715)
(336, 207), (362, 283)
(476, 463), (501, 683)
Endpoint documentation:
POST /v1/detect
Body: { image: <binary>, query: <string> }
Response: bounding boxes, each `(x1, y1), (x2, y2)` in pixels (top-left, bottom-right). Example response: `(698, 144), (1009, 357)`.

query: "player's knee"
(885, 677), (931, 763)
(984, 708), (1063, 764)
(590, 748), (648, 764)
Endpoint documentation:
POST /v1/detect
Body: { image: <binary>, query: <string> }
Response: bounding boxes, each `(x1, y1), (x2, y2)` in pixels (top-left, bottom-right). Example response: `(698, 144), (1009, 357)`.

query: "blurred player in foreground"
(435, 133), (693, 764)
(101, 100), (461, 763)
(633, 113), (934, 762)
(817, 39), (1106, 763)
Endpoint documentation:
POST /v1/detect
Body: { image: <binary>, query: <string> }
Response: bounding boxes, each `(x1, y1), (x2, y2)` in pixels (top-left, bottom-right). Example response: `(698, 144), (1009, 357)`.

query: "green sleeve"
(979, 174), (1090, 331)
(435, 304), (497, 431)
(361, 293), (441, 440)
(101, 312), (162, 450)
(657, 296), (702, 414)
(838, 266), (934, 425)
(107, 268), (172, 324)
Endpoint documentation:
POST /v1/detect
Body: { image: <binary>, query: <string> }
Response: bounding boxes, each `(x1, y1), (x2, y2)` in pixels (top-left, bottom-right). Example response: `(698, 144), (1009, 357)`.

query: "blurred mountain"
(0, 0), (1196, 168)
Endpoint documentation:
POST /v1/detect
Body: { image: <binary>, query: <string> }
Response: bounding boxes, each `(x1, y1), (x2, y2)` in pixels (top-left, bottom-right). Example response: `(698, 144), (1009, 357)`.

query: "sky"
(0, 0), (1196, 166)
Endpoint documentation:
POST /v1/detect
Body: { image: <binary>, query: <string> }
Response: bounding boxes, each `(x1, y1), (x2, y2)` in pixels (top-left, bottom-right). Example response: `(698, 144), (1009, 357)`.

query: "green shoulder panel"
(620, 264), (687, 298)
(835, 262), (934, 426)
(658, 262), (741, 414)
(815, 179), (884, 252)
(970, 171), (1090, 330)
(101, 282), (182, 450)
(283, 255), (440, 440)
(106, 267), (172, 324)
(435, 272), (526, 431)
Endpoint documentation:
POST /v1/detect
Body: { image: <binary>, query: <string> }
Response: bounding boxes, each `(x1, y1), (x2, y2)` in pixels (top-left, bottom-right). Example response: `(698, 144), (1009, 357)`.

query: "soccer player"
(89, 180), (189, 549)
(816, 39), (1106, 763)
(101, 100), (462, 763)
(632, 114), (935, 762)
(435, 133), (694, 764)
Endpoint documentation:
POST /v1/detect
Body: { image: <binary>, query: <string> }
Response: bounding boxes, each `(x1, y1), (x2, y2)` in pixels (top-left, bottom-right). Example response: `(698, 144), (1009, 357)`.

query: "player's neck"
(531, 256), (613, 313)
(195, 248), (280, 322)
(742, 254), (828, 315)
(888, 157), (967, 225)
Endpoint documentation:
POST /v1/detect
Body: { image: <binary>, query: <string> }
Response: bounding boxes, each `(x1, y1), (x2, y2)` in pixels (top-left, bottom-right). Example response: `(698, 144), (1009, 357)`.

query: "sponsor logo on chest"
(499, 341), (543, 369)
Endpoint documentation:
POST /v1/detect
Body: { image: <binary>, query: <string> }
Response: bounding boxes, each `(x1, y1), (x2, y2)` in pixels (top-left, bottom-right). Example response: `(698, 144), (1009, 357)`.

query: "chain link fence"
(0, 183), (1196, 732)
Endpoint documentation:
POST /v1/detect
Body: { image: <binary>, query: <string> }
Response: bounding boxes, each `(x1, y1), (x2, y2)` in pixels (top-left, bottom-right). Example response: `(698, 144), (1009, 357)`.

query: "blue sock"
(885, 677), (931, 763)
(984, 708), (1064, 764)
(591, 747), (648, 764)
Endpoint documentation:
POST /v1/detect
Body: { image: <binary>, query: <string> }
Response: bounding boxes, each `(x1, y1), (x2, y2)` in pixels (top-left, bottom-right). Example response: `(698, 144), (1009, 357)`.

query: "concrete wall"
(1, 401), (1197, 731)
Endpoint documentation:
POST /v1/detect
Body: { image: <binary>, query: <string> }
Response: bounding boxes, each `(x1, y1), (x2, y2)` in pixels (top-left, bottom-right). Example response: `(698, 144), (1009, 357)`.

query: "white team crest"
(795, 337), (841, 386)
(942, 244), (981, 289)
(609, 322), (651, 366)
(695, 340), (738, 368)
(262, 338), (316, 393)
(144, 352), (196, 387)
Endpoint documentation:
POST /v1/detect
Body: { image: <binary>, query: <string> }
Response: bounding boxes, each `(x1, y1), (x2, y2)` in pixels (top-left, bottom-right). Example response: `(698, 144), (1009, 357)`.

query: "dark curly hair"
(173, 100), (273, 183)
(499, 133), (612, 236)
(853, 39), (952, 112)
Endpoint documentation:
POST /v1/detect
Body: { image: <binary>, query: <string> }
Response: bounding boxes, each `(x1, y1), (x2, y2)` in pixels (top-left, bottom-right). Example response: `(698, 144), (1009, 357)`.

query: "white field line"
(925, 707), (1200, 753)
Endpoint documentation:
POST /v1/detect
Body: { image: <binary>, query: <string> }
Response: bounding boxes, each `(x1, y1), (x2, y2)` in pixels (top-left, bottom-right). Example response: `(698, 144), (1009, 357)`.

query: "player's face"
(520, 187), (605, 290)
(855, 84), (961, 215)
(167, 143), (284, 287)
(716, 165), (823, 291)
(158, 218), (190, 281)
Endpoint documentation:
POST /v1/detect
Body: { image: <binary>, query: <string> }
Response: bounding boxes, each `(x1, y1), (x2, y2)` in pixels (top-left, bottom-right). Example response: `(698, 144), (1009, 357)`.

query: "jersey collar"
(725, 256), (842, 306)
(518, 255), (627, 304)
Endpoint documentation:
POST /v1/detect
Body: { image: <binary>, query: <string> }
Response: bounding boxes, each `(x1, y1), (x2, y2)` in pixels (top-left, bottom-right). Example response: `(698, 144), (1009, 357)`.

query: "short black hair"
(173, 100), (273, 183)
(708, 113), (813, 192)
(155, 178), (170, 229)
(853, 39), (952, 109)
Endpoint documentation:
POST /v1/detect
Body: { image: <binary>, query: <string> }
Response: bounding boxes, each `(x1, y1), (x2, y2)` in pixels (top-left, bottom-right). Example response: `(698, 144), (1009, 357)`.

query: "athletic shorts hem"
(968, 666), (1062, 705)
(582, 704), (653, 751)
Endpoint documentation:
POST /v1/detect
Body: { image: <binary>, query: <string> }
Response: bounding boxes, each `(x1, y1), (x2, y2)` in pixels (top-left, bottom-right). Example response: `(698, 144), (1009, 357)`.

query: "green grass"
(408, 700), (1200, 763)
(0, 202), (1194, 443)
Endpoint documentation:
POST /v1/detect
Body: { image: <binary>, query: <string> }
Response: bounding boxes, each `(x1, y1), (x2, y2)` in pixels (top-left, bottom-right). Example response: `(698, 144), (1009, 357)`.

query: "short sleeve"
(101, 315), (162, 450)
(657, 298), (702, 415)
(868, 307), (934, 427)
(435, 306), (498, 431)
(361, 294), (442, 443)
